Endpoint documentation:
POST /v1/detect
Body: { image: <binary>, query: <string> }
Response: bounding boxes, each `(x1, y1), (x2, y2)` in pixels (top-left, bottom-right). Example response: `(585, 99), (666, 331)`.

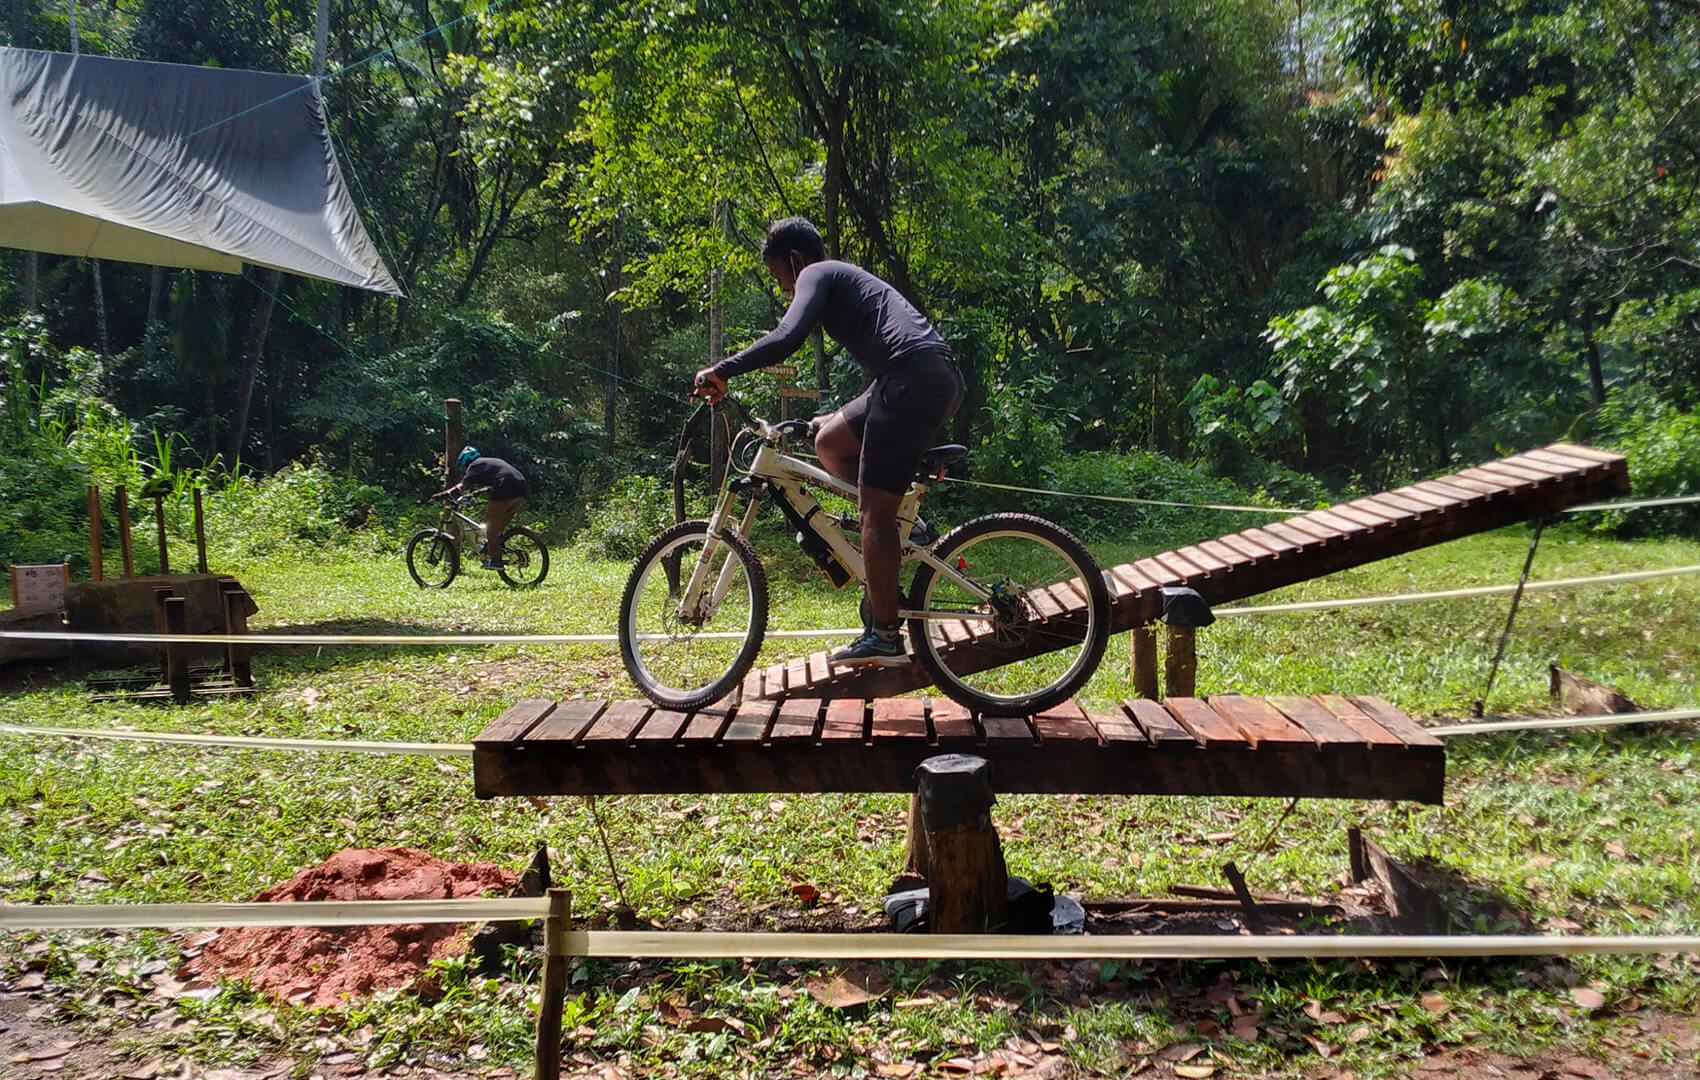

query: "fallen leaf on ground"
(1157, 1043), (1203, 1062)
(1173, 1065), (1216, 1079)
(1420, 991), (1449, 1014)
(875, 1065), (916, 1078)
(1570, 987), (1607, 1010)
(803, 970), (885, 1009)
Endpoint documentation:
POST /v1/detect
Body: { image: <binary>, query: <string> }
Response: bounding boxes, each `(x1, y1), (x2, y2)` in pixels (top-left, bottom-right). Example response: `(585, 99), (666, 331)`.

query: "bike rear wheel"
(906, 513), (1109, 715)
(619, 520), (769, 711)
(496, 526), (550, 588)
(406, 528), (460, 588)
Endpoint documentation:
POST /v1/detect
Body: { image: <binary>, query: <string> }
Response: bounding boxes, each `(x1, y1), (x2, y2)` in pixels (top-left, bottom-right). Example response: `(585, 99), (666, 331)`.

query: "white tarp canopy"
(0, 47), (402, 295)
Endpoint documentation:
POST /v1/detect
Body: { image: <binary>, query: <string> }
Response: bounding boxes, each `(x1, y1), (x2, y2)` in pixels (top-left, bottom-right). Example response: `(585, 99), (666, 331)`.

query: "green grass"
(2, 524), (1699, 1076)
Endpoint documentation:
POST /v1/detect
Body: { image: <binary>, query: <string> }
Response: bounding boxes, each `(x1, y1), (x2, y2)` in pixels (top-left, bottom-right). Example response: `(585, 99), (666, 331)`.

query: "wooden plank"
(1366, 491), (1436, 519)
(1029, 585), (1070, 619)
(822, 698), (867, 743)
(1328, 500), (1402, 527)
(770, 698), (821, 742)
(1441, 470), (1512, 497)
(525, 699), (605, 743)
(1209, 693), (1316, 748)
(1308, 508), (1375, 537)
(1197, 538), (1251, 570)
(1248, 522), (1315, 554)
(1266, 695), (1362, 745)
(1411, 478), (1490, 506)
(740, 665), (767, 702)
(1541, 441), (1623, 465)
(1133, 556), (1182, 586)
(1178, 543), (1232, 574)
(785, 657), (809, 692)
(1453, 465), (1529, 494)
(1153, 551), (1210, 582)
(1089, 705), (1146, 745)
(1488, 455), (1577, 482)
(929, 698), (979, 744)
(1031, 699), (1101, 747)
(1311, 694), (1404, 747)
(680, 704), (734, 743)
(722, 700), (776, 743)
(808, 651), (832, 687)
(1384, 484), (1453, 511)
(579, 699), (652, 745)
(633, 706), (691, 742)
(1126, 699), (1196, 744)
(981, 715), (1035, 743)
(871, 697), (929, 741)
(1163, 697), (1246, 749)
(474, 699), (556, 746)
(1282, 514), (1342, 544)
(1216, 531), (1283, 562)
(1350, 695), (1443, 748)
(1523, 446), (1609, 473)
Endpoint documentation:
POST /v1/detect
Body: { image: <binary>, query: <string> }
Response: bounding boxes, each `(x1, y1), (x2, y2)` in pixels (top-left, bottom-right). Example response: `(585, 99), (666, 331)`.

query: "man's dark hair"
(761, 217), (827, 264)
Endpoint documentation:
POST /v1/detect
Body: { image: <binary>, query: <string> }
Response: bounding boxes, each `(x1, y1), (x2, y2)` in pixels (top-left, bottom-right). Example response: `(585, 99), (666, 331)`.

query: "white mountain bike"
(616, 402), (1110, 715)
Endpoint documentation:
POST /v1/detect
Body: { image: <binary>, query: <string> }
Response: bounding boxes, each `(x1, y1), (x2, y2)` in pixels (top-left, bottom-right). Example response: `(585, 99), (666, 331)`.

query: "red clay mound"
(181, 847), (517, 1007)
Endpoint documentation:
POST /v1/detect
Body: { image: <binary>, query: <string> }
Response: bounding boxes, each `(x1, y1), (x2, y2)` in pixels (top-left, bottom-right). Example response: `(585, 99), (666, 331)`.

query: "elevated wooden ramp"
(753, 442), (1628, 702)
(473, 693), (1444, 803)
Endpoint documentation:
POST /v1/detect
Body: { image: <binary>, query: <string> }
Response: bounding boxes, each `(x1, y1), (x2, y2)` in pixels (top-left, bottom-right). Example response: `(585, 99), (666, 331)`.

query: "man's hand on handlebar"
(692, 368), (728, 405)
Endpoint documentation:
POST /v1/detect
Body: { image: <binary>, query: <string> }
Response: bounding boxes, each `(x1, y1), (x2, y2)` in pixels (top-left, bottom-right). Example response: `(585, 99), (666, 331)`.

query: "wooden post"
(902, 791), (930, 879)
(1165, 623), (1197, 698)
(153, 496), (169, 574)
(152, 586), (174, 675)
(911, 755), (1008, 933)
(193, 488), (209, 574)
(87, 485), (104, 582)
(1131, 624), (1158, 699)
(115, 485), (135, 577)
(163, 596), (190, 704)
(1347, 825), (1367, 883)
(221, 583), (253, 688)
(444, 398), (463, 485)
(533, 887), (572, 1080)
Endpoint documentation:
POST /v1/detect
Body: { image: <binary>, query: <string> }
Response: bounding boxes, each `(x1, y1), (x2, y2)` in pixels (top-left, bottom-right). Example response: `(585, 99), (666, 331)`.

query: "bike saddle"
(917, 444), (968, 478)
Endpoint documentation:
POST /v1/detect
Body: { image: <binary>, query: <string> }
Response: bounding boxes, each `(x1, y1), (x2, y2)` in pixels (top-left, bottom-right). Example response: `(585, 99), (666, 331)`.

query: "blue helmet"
(456, 445), (480, 471)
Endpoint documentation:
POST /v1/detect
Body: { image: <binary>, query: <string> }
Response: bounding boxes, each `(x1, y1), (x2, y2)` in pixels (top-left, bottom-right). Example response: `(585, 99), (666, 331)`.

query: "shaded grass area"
(1, 527), (1698, 1076)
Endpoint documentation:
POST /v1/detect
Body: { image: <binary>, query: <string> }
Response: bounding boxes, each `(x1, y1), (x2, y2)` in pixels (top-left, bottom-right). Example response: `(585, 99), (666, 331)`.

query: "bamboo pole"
(115, 485), (134, 577)
(534, 888), (572, 1080)
(193, 488), (209, 573)
(154, 497), (169, 574)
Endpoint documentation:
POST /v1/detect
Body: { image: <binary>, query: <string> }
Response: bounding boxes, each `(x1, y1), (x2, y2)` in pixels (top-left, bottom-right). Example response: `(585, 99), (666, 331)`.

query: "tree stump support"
(1161, 586), (1215, 698)
(533, 887), (572, 1080)
(905, 754), (1009, 933)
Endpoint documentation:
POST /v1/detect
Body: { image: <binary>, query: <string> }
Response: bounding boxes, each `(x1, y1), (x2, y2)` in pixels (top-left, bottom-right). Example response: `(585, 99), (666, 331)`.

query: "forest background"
(5, 0), (1700, 570)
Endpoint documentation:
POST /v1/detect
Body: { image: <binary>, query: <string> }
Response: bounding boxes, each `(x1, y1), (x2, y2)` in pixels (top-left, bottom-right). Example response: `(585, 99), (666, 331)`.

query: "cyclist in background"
(436, 447), (529, 569)
(692, 217), (965, 666)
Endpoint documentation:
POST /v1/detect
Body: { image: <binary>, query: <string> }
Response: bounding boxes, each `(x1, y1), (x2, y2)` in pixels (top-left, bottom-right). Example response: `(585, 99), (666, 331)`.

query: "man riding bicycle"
(436, 446), (528, 569)
(693, 217), (965, 666)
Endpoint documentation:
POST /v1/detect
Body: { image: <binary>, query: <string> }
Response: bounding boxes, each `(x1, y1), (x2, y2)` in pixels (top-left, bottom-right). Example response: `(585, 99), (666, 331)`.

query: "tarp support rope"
(1472, 518), (1546, 718)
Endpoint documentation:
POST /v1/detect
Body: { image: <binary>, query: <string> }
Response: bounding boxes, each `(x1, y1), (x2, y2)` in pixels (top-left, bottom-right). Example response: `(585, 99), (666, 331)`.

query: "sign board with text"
(9, 564), (70, 613)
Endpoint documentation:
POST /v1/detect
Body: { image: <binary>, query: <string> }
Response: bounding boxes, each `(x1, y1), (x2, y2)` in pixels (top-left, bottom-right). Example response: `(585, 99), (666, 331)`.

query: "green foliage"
(1592, 389), (1700, 537)
(578, 473), (675, 561)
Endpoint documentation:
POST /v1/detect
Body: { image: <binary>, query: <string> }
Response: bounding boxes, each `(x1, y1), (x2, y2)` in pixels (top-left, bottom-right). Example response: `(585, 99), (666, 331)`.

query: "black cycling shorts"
(839, 348), (965, 495)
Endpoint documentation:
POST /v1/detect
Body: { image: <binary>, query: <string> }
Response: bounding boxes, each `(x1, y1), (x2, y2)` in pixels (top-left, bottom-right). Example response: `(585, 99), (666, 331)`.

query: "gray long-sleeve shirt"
(711, 260), (947, 381)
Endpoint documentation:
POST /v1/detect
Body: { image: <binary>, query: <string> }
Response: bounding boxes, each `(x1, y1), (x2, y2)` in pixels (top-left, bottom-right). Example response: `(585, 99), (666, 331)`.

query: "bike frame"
(679, 424), (997, 624)
(437, 499), (487, 553)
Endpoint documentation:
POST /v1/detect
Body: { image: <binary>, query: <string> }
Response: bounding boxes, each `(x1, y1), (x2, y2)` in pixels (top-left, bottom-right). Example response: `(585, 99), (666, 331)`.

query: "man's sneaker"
(908, 517), (939, 547)
(481, 558), (506, 570)
(829, 628), (909, 667)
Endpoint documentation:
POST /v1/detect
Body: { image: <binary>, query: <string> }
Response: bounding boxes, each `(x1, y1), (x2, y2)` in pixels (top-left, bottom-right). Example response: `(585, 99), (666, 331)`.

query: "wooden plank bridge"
(473, 693), (1444, 802)
(748, 441), (1628, 702)
(473, 441), (1625, 804)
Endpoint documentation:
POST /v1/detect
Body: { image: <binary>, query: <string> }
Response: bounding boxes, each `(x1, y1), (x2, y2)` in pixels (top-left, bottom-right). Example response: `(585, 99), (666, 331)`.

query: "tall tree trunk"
(1581, 308), (1607, 408)
(313, 0), (331, 77)
(231, 269), (281, 461)
(91, 259), (110, 358)
(708, 199), (728, 492)
(603, 253), (621, 456)
(22, 253), (37, 313)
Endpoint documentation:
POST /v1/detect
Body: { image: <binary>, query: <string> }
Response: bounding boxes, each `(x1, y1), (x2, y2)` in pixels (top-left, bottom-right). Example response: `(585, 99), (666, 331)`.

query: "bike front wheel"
(496, 527), (550, 588)
(619, 520), (770, 711)
(406, 528), (460, 588)
(907, 513), (1110, 716)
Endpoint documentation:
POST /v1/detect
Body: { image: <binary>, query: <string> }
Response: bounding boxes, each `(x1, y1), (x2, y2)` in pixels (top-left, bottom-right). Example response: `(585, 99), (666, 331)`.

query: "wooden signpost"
(770, 364), (819, 421)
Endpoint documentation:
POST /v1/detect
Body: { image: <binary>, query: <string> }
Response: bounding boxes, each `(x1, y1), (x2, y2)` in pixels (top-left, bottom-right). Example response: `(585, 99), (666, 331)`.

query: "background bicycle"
(405, 490), (549, 589)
